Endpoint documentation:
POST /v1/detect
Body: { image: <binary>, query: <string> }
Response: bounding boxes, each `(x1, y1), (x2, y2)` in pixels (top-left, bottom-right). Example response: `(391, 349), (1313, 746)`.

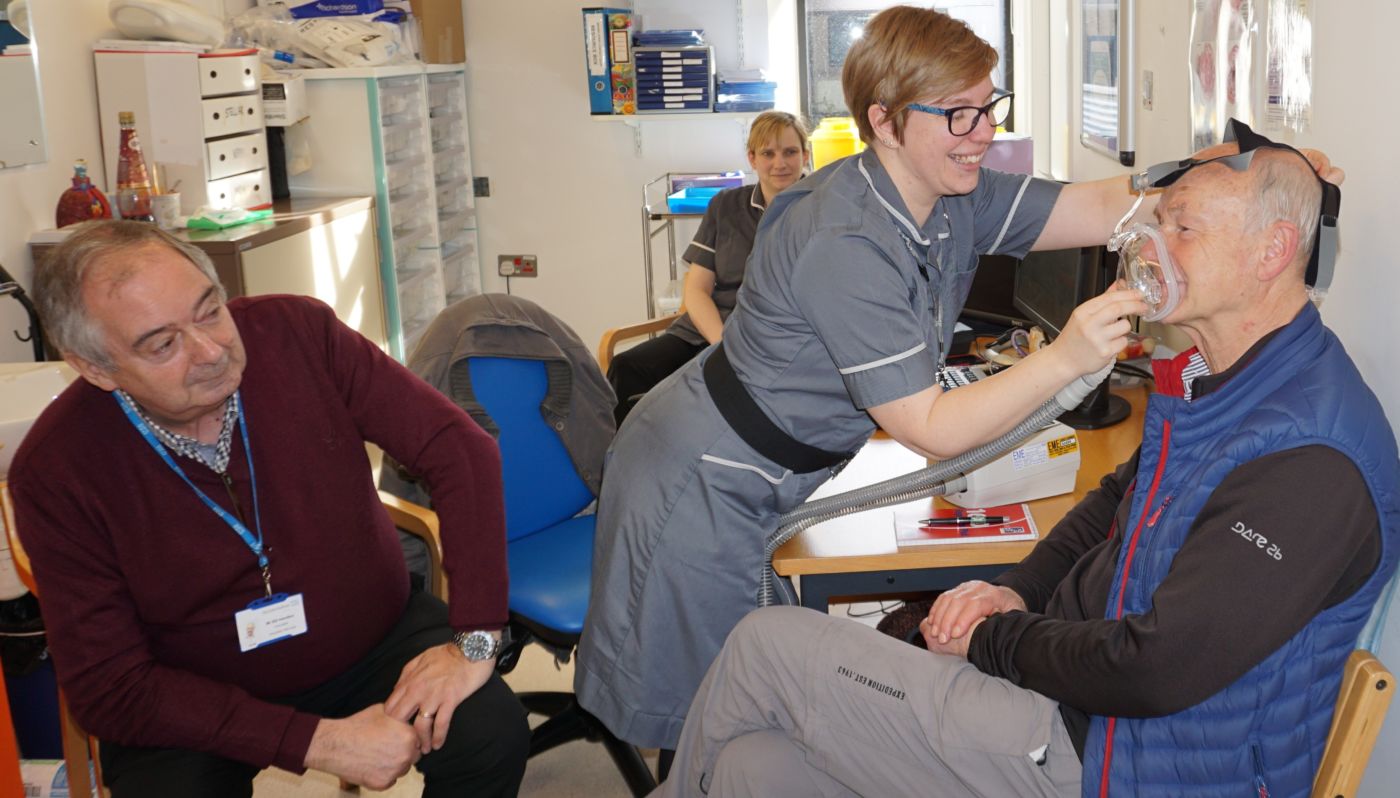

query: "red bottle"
(55, 159), (113, 228)
(115, 111), (155, 222)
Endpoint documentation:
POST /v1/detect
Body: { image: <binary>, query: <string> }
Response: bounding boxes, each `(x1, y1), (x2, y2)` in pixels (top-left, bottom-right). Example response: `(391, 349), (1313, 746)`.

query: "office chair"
(457, 354), (656, 796)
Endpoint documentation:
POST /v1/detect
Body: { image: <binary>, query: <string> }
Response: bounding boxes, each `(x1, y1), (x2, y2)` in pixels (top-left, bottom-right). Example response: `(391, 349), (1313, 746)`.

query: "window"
(799, 1), (1013, 126)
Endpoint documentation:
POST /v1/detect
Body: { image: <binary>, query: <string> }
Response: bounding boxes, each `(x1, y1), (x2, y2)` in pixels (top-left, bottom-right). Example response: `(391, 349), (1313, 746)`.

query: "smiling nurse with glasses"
(575, 4), (1343, 758)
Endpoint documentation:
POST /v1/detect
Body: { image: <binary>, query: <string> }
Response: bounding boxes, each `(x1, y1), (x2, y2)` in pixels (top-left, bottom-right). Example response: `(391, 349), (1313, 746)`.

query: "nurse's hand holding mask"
(1048, 286), (1150, 377)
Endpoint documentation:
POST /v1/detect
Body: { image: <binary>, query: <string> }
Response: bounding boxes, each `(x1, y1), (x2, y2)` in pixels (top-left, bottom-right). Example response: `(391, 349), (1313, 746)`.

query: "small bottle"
(55, 159), (113, 228)
(115, 111), (155, 222)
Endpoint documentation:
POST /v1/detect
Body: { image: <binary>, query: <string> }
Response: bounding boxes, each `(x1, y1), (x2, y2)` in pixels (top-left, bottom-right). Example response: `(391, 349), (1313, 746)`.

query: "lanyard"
(114, 391), (272, 597)
(901, 213), (953, 369)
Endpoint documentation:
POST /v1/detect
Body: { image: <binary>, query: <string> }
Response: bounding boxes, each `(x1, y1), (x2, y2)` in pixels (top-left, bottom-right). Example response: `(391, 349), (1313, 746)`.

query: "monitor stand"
(1056, 380), (1130, 430)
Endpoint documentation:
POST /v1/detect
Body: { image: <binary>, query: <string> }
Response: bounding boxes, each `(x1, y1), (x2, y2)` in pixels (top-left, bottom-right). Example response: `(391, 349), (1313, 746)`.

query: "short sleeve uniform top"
(669, 184), (767, 345)
(720, 149), (1062, 455)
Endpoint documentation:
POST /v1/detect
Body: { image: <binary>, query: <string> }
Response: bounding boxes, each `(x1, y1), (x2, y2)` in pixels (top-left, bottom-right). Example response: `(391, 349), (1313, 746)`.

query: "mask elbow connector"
(1055, 362), (1113, 412)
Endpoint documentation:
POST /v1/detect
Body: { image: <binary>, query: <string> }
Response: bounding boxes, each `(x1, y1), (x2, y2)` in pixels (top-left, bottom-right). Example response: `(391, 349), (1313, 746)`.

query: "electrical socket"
(473, 176), (490, 197)
(498, 255), (538, 277)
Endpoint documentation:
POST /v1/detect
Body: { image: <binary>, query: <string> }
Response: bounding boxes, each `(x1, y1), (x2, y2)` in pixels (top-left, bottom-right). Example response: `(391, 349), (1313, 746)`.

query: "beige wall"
(462, 0), (794, 352)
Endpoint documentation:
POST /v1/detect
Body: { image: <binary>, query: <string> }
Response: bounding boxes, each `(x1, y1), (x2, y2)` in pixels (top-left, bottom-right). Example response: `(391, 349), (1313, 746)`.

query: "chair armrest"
(378, 490), (445, 601)
(597, 313), (682, 373)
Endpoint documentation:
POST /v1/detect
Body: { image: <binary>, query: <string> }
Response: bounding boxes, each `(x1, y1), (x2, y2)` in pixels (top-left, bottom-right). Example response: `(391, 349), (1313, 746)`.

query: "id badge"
(234, 593), (308, 652)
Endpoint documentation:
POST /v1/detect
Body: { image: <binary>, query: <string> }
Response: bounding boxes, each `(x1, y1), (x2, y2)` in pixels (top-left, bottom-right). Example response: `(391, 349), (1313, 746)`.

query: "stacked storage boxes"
(94, 48), (272, 213)
(634, 46), (713, 113)
(368, 72), (445, 357)
(291, 67), (441, 360)
(425, 65), (483, 309)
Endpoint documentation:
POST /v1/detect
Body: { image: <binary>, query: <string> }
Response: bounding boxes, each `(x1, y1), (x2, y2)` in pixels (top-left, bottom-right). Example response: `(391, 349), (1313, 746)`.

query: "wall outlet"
(473, 176), (490, 197)
(498, 255), (538, 277)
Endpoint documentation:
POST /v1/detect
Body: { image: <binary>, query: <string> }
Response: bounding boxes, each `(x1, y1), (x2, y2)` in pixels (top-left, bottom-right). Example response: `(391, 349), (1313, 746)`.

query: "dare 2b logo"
(1231, 520), (1283, 561)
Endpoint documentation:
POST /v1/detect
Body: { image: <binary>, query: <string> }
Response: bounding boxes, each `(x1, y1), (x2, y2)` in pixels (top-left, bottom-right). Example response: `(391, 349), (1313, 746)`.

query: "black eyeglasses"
(907, 90), (1013, 136)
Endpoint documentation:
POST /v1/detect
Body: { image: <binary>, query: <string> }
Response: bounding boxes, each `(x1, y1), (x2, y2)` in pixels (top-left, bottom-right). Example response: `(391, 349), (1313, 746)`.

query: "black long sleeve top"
(966, 338), (1380, 758)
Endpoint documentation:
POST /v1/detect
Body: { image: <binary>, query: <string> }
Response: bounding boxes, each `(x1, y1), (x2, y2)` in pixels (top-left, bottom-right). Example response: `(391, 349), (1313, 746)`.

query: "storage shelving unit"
(424, 64), (483, 308)
(290, 64), (482, 360)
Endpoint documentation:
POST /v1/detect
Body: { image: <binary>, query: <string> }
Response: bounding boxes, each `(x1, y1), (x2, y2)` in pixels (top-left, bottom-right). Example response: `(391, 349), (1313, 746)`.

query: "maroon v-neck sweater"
(10, 295), (507, 771)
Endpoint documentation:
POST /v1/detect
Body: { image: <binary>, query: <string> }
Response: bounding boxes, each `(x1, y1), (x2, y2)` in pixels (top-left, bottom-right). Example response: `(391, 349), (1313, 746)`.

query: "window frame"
(796, 1), (1016, 129)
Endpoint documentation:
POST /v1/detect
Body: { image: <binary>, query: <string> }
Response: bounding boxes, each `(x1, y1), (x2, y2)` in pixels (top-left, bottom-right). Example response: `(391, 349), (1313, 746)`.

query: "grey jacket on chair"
(381, 293), (616, 530)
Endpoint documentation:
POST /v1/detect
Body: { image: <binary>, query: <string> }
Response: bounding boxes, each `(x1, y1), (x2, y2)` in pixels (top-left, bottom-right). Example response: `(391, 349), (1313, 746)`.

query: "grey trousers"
(656, 606), (1082, 798)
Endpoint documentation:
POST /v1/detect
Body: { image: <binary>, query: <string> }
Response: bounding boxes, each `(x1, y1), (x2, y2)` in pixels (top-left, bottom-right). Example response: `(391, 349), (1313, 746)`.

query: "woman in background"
(608, 111), (810, 424)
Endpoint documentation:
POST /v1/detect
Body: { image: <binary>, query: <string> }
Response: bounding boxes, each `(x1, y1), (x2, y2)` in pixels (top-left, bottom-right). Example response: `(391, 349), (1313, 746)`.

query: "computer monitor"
(1012, 246), (1130, 429)
(959, 254), (1029, 328)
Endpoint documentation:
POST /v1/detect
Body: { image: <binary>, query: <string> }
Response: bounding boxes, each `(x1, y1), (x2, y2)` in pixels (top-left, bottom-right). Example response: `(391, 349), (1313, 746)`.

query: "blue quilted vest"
(1080, 304), (1400, 798)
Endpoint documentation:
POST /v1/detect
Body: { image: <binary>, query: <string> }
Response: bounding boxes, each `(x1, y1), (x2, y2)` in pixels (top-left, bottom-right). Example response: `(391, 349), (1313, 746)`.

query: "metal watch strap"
(453, 630), (500, 661)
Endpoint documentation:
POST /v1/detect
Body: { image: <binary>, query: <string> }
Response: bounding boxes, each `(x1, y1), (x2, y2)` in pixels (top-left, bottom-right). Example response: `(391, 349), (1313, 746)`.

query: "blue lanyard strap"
(114, 392), (271, 591)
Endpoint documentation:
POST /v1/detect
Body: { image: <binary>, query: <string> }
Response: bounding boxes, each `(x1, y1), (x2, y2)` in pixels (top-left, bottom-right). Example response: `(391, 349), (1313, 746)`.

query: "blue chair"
(450, 355), (656, 795)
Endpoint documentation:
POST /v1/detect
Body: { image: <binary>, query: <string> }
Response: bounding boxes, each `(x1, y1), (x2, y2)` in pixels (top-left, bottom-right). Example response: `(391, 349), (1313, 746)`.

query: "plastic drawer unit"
(95, 47), (271, 214)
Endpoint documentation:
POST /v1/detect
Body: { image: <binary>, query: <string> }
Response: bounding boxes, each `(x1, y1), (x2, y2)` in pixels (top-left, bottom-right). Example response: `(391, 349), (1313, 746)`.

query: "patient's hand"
(922, 617), (985, 658)
(921, 580), (1027, 648)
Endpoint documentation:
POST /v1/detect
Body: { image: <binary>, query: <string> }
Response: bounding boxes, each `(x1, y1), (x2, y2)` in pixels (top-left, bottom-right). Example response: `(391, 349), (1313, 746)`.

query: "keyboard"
(937, 363), (990, 391)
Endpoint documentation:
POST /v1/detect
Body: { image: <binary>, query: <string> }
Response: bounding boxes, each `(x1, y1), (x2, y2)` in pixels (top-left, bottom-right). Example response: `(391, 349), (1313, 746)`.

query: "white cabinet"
(94, 49), (271, 213)
(289, 65), (483, 361)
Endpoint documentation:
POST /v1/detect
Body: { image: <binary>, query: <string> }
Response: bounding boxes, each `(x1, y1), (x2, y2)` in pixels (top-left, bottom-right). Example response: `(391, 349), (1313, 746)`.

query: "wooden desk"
(773, 386), (1149, 611)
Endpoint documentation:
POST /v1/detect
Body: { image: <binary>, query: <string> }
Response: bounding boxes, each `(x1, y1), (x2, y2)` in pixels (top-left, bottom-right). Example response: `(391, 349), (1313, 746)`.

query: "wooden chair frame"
(1313, 648), (1393, 797)
(596, 312), (682, 374)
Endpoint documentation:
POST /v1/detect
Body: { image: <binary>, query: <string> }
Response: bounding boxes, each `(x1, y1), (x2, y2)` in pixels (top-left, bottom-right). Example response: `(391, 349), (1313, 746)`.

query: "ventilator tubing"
(758, 362), (1114, 607)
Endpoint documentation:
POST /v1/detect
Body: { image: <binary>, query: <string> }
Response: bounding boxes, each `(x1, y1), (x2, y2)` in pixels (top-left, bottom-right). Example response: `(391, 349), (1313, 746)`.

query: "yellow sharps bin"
(809, 116), (866, 170)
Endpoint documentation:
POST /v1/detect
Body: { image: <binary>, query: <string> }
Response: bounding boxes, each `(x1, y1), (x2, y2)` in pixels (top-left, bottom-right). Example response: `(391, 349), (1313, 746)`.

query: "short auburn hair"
(841, 6), (998, 144)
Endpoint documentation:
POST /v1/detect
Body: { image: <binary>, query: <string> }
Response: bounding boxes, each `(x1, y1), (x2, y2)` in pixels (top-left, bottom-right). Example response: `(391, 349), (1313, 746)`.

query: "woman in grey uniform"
(577, 6), (1152, 752)
(608, 111), (811, 425)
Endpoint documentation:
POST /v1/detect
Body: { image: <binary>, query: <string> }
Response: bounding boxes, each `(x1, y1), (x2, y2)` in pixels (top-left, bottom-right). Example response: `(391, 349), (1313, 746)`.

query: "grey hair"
(35, 220), (225, 369)
(1245, 149), (1323, 270)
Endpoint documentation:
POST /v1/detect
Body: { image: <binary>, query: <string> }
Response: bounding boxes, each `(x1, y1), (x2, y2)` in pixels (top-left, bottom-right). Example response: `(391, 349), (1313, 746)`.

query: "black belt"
(703, 343), (853, 474)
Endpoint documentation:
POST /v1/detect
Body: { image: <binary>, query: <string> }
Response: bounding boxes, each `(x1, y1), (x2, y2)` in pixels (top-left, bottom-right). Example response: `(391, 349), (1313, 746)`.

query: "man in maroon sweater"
(10, 221), (528, 796)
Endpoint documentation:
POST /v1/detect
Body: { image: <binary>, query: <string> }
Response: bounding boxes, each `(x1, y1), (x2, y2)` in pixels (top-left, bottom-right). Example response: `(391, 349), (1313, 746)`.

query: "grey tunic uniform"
(576, 149), (1062, 749)
(668, 184), (767, 344)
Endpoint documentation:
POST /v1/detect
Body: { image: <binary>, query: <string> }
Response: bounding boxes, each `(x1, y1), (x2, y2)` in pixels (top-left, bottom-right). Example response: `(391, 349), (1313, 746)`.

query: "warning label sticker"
(1047, 435), (1079, 458)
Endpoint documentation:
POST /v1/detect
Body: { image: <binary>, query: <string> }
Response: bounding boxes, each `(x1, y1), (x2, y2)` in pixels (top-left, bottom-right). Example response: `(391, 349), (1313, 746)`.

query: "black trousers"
(607, 332), (707, 426)
(99, 591), (530, 798)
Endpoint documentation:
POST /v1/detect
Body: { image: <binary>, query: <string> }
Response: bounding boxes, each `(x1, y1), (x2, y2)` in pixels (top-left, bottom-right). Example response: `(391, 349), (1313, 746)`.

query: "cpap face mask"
(1109, 223), (1186, 321)
(1115, 118), (1341, 309)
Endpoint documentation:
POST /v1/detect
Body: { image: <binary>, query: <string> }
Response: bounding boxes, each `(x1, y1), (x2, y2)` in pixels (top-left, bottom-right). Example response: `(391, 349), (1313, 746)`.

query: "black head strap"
(1132, 119), (1339, 290)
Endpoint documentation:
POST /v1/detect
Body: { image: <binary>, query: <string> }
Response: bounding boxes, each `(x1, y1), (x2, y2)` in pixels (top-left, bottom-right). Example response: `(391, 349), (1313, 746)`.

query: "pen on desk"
(919, 516), (1009, 526)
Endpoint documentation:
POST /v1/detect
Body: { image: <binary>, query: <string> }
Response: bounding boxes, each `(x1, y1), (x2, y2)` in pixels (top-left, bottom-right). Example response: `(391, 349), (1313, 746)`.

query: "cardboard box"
(262, 74), (308, 126)
(409, 0), (464, 63)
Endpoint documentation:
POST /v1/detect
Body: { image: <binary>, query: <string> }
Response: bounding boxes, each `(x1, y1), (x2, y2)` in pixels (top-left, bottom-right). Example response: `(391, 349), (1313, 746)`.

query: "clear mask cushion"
(1108, 223), (1185, 322)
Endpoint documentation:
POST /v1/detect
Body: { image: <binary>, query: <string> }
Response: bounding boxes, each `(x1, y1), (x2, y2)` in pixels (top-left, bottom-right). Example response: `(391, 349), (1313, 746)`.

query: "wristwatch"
(453, 630), (500, 662)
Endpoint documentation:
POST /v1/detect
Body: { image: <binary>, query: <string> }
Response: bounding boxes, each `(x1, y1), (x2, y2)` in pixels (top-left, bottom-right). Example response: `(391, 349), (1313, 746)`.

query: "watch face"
(459, 631), (497, 661)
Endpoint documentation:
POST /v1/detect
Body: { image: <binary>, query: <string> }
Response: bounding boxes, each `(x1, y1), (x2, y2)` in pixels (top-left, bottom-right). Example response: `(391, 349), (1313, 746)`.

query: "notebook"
(893, 502), (1038, 546)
